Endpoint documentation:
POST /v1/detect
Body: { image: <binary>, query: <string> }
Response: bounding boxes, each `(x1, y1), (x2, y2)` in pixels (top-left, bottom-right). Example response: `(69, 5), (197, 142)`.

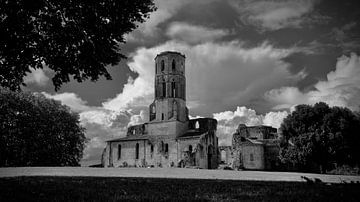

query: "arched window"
(172, 59), (176, 71)
(162, 82), (166, 97)
(171, 82), (176, 97)
(165, 144), (169, 153)
(161, 60), (165, 72)
(250, 153), (254, 161)
(189, 145), (192, 153)
(152, 105), (156, 113)
(118, 144), (121, 160)
(195, 121), (200, 129)
(161, 141), (164, 152)
(161, 113), (164, 120)
(135, 143), (139, 159)
(150, 144), (154, 158)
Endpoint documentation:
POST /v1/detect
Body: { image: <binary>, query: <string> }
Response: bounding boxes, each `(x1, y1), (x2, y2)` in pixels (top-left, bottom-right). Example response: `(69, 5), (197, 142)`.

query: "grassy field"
(0, 176), (360, 201)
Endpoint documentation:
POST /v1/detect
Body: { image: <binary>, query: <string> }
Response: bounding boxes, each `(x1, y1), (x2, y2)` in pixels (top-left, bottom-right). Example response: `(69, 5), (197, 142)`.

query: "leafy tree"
(0, 87), (86, 166)
(0, 0), (156, 91)
(279, 102), (360, 173)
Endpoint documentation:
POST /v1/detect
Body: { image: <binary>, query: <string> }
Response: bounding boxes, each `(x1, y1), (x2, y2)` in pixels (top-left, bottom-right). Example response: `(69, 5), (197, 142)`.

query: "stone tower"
(149, 51), (188, 122)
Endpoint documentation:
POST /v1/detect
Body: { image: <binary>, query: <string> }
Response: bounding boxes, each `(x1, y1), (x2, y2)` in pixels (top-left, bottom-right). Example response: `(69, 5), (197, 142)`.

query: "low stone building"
(102, 51), (219, 169)
(232, 124), (280, 170)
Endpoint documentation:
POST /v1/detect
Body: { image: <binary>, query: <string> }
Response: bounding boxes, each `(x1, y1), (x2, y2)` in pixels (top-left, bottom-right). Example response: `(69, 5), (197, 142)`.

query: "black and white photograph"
(1, 0), (360, 201)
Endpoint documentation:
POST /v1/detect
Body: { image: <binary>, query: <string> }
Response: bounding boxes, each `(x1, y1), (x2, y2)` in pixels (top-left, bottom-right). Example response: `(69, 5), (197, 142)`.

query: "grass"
(0, 176), (360, 201)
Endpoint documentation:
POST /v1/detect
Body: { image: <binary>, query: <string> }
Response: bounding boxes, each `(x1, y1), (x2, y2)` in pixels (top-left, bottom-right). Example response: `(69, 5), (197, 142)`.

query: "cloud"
(40, 91), (148, 165)
(266, 53), (360, 110)
(230, 0), (317, 31)
(263, 111), (289, 128)
(166, 22), (229, 44)
(44, 36), (311, 164)
(112, 40), (305, 117)
(126, 0), (220, 41)
(42, 92), (90, 112)
(213, 106), (288, 146)
(24, 68), (49, 86)
(126, 0), (192, 41)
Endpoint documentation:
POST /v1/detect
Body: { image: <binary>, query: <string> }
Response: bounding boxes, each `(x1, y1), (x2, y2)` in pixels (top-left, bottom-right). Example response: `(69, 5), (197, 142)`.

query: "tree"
(279, 102), (360, 173)
(0, 0), (156, 91)
(0, 87), (86, 166)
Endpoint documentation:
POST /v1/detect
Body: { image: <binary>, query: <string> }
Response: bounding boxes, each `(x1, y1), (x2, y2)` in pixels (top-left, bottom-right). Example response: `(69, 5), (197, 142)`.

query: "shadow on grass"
(1, 176), (360, 201)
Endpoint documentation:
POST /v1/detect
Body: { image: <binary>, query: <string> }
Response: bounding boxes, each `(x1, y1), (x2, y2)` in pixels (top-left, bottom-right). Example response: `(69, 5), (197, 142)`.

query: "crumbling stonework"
(102, 51), (219, 169)
(232, 124), (279, 170)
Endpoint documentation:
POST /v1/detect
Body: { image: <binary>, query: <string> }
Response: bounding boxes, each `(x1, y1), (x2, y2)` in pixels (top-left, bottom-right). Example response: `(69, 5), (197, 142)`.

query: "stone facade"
(102, 51), (219, 169)
(231, 124), (279, 170)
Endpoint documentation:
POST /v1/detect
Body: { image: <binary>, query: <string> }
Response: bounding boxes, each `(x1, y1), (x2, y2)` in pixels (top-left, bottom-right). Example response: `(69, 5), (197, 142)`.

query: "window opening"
(195, 121), (199, 129)
(150, 145), (154, 158)
(171, 82), (176, 97)
(135, 143), (139, 159)
(162, 82), (166, 97)
(172, 60), (176, 71)
(161, 60), (165, 72)
(118, 145), (121, 160)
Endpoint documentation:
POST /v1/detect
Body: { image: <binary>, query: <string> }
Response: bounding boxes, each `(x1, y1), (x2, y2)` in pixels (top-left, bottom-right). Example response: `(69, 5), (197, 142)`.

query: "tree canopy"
(0, 0), (156, 91)
(279, 102), (360, 173)
(0, 87), (86, 166)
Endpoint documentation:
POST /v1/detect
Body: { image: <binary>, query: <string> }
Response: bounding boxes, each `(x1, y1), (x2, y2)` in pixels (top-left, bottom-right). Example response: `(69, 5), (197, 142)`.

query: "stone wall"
(232, 124), (278, 170)
(147, 120), (188, 138)
(109, 140), (147, 167)
(236, 124), (277, 139)
(232, 142), (264, 170)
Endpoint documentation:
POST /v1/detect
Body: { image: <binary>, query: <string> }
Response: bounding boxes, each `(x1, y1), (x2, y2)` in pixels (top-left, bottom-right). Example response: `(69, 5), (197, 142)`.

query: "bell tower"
(149, 51), (188, 122)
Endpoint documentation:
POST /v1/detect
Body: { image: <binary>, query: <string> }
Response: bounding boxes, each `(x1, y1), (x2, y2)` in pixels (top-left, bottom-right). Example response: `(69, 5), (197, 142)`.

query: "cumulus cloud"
(42, 92), (90, 112)
(41, 90), (148, 165)
(112, 40), (305, 117)
(126, 0), (220, 41)
(214, 106), (288, 146)
(166, 22), (229, 44)
(230, 0), (317, 31)
(24, 68), (49, 86)
(43, 36), (311, 164)
(266, 53), (360, 110)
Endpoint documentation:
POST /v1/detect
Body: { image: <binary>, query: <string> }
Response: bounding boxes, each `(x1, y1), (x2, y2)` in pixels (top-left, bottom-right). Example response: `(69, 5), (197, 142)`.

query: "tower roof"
(155, 51), (185, 59)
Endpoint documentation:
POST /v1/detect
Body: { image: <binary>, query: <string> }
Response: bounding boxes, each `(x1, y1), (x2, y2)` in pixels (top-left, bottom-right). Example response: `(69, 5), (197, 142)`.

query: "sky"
(23, 0), (360, 166)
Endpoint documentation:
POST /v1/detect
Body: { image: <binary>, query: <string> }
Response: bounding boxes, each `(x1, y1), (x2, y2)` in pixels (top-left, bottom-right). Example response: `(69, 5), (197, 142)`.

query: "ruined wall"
(236, 124), (277, 139)
(177, 130), (218, 169)
(232, 124), (279, 170)
(242, 144), (264, 170)
(147, 120), (188, 138)
(232, 143), (264, 170)
(149, 136), (178, 167)
(177, 138), (204, 168)
(127, 124), (147, 136)
(109, 140), (147, 167)
(102, 143), (110, 167)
